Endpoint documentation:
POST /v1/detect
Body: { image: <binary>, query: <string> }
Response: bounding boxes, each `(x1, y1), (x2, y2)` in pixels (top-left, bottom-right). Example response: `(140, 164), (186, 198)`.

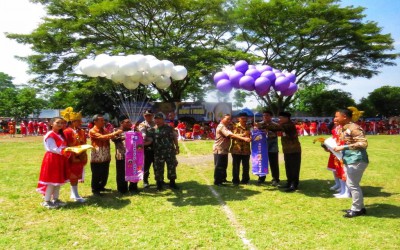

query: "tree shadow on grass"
(363, 186), (394, 198)
(363, 203), (400, 218)
(62, 191), (131, 210)
(165, 181), (261, 207)
(294, 179), (395, 199)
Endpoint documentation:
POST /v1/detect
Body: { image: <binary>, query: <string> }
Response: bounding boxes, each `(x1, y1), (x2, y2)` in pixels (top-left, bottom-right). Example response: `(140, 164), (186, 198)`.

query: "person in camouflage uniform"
(144, 112), (180, 191)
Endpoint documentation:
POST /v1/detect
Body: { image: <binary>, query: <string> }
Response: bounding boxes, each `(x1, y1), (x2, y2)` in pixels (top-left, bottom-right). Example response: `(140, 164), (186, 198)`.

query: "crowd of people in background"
(1, 115), (399, 139)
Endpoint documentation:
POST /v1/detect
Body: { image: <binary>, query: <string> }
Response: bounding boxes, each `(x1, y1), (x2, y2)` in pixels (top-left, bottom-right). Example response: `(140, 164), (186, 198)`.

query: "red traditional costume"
(37, 131), (68, 194)
(20, 121), (27, 136)
(64, 127), (87, 183)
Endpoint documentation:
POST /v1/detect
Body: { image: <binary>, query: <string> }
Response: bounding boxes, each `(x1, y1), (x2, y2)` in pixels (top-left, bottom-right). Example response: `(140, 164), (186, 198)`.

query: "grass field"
(0, 135), (399, 249)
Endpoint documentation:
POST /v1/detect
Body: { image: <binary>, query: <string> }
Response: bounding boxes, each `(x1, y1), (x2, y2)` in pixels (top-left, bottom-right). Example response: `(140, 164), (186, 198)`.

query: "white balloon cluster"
(77, 54), (188, 90)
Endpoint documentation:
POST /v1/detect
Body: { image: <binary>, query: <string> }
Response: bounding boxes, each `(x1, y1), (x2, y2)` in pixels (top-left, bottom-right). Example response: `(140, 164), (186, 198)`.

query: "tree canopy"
(6, 0), (399, 116)
(232, 0), (398, 113)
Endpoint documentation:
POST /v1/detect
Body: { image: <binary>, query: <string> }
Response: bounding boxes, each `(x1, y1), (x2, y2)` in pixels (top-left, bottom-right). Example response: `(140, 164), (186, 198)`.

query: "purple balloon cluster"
(213, 60), (298, 96)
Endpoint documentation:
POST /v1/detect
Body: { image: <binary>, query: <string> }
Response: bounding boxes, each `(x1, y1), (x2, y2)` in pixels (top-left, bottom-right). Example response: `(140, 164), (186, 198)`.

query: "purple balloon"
(216, 79), (233, 93)
(281, 82), (298, 96)
(254, 77), (272, 96)
(275, 72), (285, 78)
(274, 76), (291, 92)
(239, 75), (255, 91)
(261, 70), (276, 83)
(235, 60), (249, 74)
(284, 72), (296, 83)
(229, 71), (243, 89)
(272, 68), (281, 73)
(256, 65), (273, 73)
(248, 65), (256, 69)
(213, 71), (229, 84)
(245, 68), (261, 80)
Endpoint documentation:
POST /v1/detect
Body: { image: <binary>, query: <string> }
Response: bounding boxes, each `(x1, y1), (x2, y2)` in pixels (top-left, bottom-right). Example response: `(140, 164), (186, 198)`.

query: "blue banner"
(251, 130), (269, 177)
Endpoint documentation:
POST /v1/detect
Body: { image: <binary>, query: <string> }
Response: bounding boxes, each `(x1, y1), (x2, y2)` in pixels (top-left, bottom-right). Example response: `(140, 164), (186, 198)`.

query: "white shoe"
(335, 193), (351, 198)
(41, 201), (58, 209)
(73, 197), (86, 203)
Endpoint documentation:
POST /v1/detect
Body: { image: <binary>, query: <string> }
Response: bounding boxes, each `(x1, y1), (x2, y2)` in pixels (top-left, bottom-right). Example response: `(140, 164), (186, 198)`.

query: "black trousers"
(116, 159), (137, 193)
(284, 152), (301, 188)
(143, 150), (155, 183)
(258, 152), (279, 182)
(90, 161), (110, 193)
(232, 154), (250, 184)
(214, 154), (228, 184)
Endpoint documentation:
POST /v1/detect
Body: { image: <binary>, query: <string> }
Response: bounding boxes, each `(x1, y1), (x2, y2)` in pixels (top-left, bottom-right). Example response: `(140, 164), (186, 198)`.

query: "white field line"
(180, 142), (257, 250)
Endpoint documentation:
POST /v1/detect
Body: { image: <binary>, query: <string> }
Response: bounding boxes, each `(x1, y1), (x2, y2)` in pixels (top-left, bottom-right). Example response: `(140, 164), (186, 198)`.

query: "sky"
(0, 0), (399, 106)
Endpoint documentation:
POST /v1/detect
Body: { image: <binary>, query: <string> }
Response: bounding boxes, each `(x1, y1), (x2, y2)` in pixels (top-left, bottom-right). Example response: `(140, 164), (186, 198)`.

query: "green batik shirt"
(338, 122), (369, 164)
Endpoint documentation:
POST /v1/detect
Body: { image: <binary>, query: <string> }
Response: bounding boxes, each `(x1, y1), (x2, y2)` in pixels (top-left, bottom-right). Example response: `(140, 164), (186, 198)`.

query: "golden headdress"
(61, 107), (82, 122)
(347, 106), (364, 122)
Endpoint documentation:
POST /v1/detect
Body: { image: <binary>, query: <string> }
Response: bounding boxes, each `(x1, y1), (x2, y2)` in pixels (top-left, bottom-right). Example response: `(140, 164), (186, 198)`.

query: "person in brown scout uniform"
(213, 114), (251, 186)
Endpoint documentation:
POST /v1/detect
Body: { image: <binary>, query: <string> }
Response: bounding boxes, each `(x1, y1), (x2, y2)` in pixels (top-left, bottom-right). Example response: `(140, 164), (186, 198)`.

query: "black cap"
(143, 109), (153, 116)
(154, 112), (165, 119)
(278, 111), (291, 118)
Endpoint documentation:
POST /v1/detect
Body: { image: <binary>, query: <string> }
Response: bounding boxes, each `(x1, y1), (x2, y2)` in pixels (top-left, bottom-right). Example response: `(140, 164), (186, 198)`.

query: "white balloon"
(155, 75), (172, 89)
(144, 54), (157, 62)
(123, 80), (139, 90)
(141, 71), (156, 85)
(101, 57), (118, 76)
(78, 59), (94, 75)
(129, 71), (142, 82)
(161, 60), (174, 77)
(147, 59), (164, 76)
(82, 62), (101, 77)
(171, 65), (187, 80)
(119, 56), (139, 76)
(135, 54), (148, 71)
(111, 72), (125, 84)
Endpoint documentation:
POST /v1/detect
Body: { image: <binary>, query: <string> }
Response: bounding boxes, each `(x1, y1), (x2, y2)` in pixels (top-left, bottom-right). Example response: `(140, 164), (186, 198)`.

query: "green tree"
(0, 72), (15, 91)
(8, 0), (249, 108)
(233, 90), (250, 109)
(0, 87), (45, 119)
(367, 86), (400, 117)
(357, 97), (377, 118)
(308, 89), (356, 116)
(291, 83), (326, 114)
(232, 0), (399, 114)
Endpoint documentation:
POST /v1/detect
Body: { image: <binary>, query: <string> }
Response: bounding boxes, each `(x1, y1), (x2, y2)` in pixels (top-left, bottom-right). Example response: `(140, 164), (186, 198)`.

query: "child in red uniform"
(37, 117), (69, 209)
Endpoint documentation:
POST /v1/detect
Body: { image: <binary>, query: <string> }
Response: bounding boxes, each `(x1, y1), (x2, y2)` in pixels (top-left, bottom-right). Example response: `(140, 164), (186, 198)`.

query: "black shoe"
(284, 185), (296, 192)
(279, 184), (290, 189)
(169, 180), (179, 190)
(100, 188), (112, 192)
(271, 180), (280, 186)
(92, 191), (103, 196)
(214, 182), (224, 187)
(222, 179), (231, 183)
(156, 181), (164, 191)
(143, 182), (150, 188)
(233, 182), (240, 186)
(240, 181), (249, 185)
(343, 208), (367, 218)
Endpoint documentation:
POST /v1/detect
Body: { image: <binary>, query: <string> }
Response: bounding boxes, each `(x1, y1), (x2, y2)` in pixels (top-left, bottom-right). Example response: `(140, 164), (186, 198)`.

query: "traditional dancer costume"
(37, 123), (69, 209)
(61, 107), (87, 202)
